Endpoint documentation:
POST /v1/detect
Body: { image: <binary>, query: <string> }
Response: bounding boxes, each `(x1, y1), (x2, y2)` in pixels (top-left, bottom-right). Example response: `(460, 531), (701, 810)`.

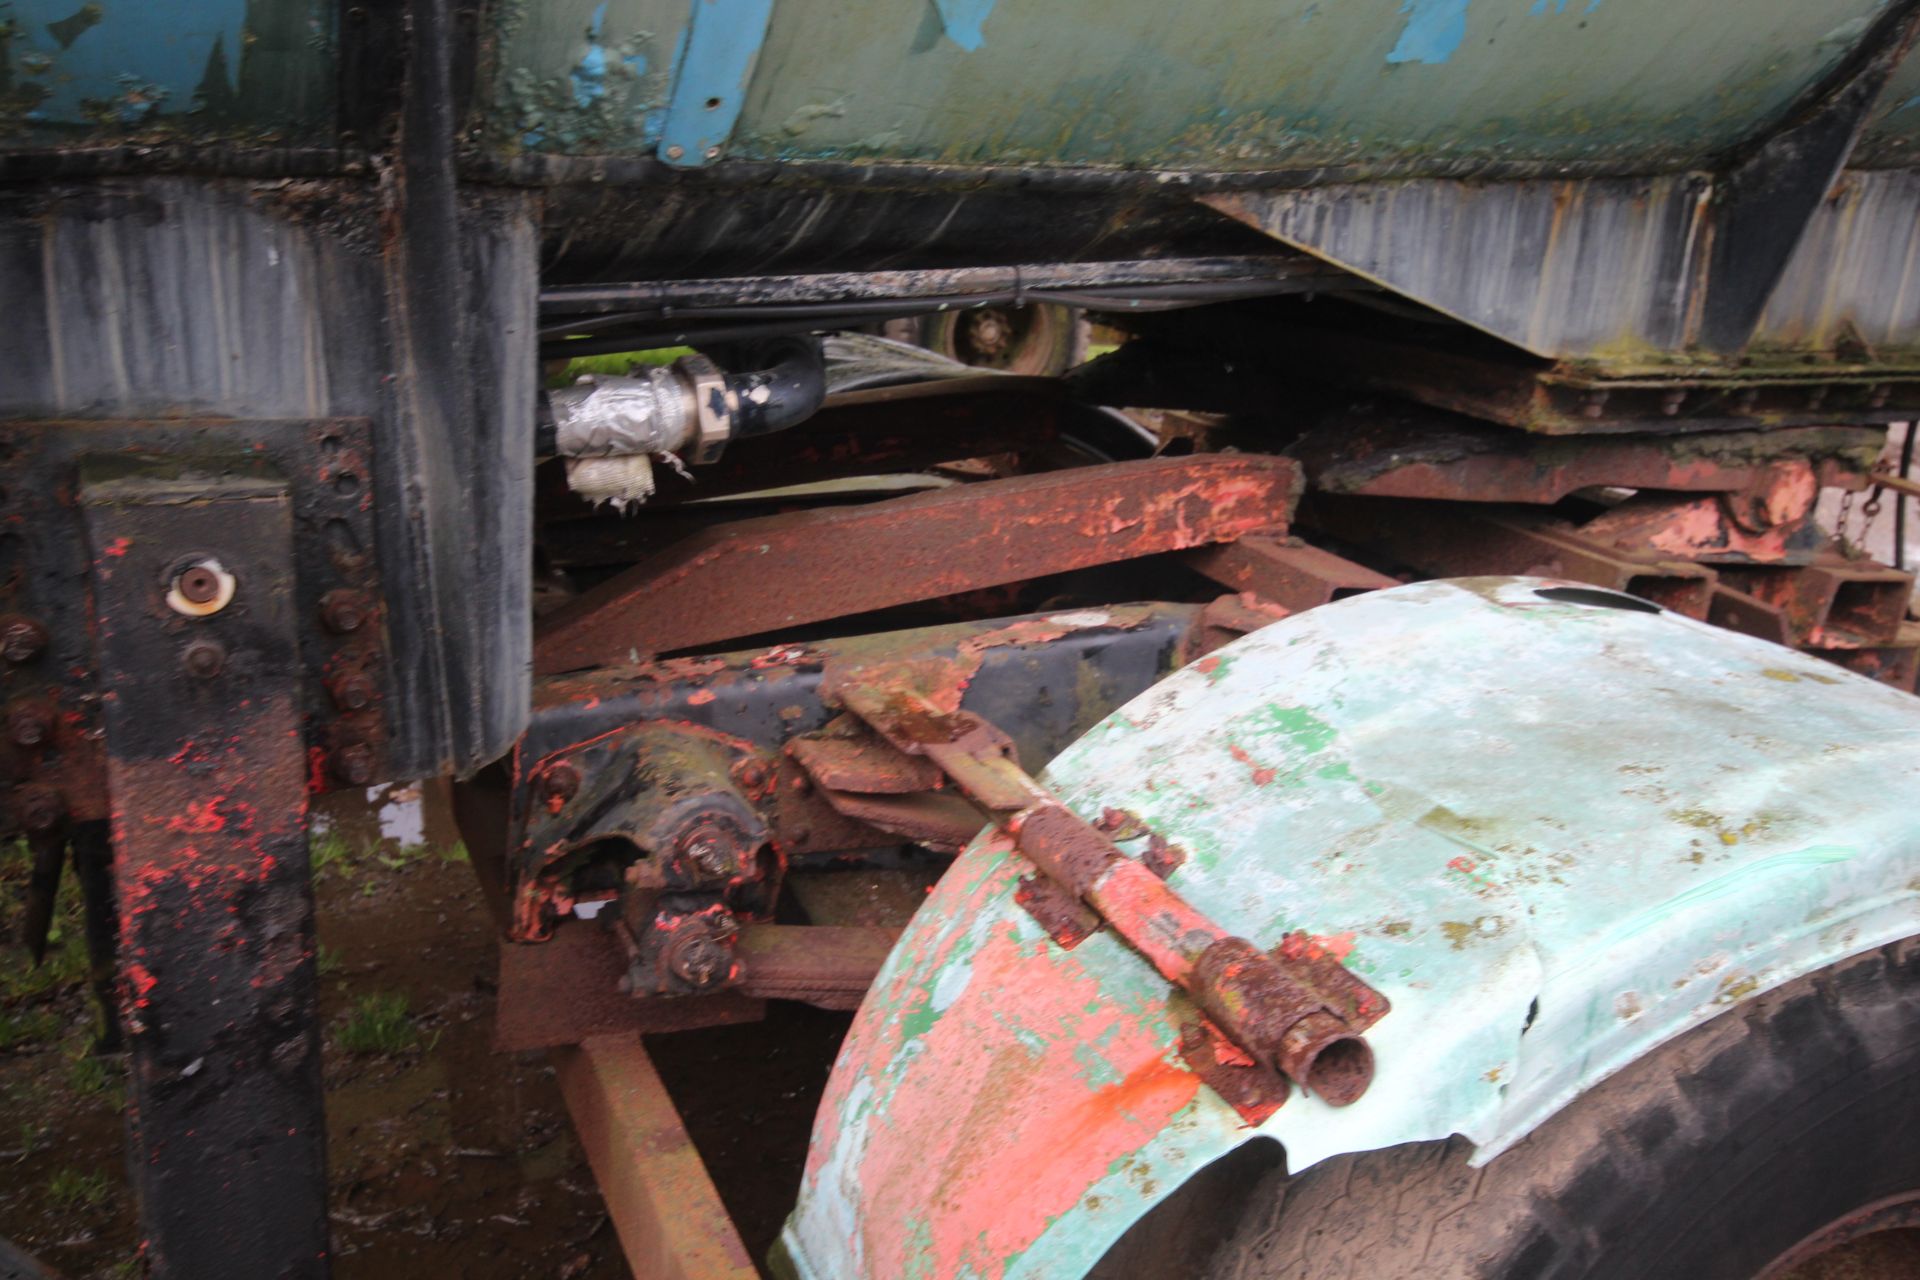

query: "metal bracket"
(836, 680), (1390, 1108)
(81, 456), (328, 1279)
(655, 0), (777, 168)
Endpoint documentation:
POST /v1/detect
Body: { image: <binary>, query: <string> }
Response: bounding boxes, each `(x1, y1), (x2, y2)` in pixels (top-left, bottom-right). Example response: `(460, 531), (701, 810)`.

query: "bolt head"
(665, 144), (684, 160)
(16, 785), (63, 832)
(177, 565), (222, 604)
(182, 640), (226, 679)
(542, 762), (582, 807)
(666, 930), (733, 989)
(332, 673), (375, 710)
(321, 590), (367, 634)
(6, 704), (51, 748)
(1, 620), (47, 665)
(334, 744), (375, 787)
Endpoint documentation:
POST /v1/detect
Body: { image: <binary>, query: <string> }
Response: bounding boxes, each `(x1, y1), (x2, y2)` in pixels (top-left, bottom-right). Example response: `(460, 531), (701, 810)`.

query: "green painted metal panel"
(783, 578), (1920, 1279)
(485, 0), (692, 154)
(484, 0), (1908, 173)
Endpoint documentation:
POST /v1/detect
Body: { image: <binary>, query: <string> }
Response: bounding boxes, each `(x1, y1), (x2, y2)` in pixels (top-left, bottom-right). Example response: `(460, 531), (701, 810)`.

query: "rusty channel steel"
(1188, 534), (1399, 613)
(81, 458), (329, 1278)
(838, 682), (1389, 1108)
(533, 454), (1301, 673)
(1307, 495), (1719, 617)
(553, 1034), (759, 1280)
(1289, 417), (1881, 504)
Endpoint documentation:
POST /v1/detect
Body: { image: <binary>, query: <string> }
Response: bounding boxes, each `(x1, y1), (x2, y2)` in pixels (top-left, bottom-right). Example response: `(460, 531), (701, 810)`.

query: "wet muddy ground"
(0, 784), (841, 1279)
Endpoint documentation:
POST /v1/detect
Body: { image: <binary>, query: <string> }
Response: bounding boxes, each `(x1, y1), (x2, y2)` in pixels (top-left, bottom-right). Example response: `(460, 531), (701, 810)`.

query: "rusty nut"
(15, 784), (64, 833)
(331, 673), (376, 711)
(0, 618), (47, 665)
(320, 589), (370, 635)
(6, 703), (54, 749)
(333, 743), (375, 787)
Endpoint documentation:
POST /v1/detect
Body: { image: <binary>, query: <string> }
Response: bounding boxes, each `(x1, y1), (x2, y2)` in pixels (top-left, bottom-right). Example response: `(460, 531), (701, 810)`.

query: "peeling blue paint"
(1386, 0), (1472, 65)
(7, 0), (248, 124)
(932, 0), (997, 52)
(1530, 0), (1604, 14)
(657, 0), (776, 166)
(570, 4), (611, 108)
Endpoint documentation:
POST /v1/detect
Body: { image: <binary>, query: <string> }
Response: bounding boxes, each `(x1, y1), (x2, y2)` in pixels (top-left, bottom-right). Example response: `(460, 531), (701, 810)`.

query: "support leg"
(82, 462), (329, 1278)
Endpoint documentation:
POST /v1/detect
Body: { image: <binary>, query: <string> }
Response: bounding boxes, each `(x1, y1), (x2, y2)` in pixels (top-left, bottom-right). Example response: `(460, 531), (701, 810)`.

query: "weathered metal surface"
(1290, 415), (1881, 501)
(838, 685), (1389, 1106)
(783, 577), (1920, 1280)
(1810, 621), (1920, 690)
(1308, 495), (1718, 616)
(1, 178), (539, 782)
(733, 923), (899, 1010)
(513, 607), (1204, 941)
(0, 417), (390, 830)
(0, 0), (337, 147)
(1205, 155), (1920, 368)
(533, 455), (1300, 674)
(1718, 556), (1915, 647)
(496, 922), (767, 1053)
(487, 0), (1900, 172)
(1188, 534), (1399, 613)
(82, 460), (328, 1278)
(553, 1034), (760, 1280)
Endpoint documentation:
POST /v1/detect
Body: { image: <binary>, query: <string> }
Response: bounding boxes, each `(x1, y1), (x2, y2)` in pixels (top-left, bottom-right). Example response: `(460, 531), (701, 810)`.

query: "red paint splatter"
(102, 537), (132, 558)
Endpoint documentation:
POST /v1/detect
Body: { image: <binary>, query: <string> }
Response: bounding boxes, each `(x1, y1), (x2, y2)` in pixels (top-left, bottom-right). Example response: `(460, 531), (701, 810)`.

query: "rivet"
(665, 144), (684, 161)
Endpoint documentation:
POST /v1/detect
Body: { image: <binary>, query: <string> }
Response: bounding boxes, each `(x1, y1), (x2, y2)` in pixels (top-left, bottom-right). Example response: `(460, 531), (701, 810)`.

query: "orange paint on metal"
(846, 924), (1199, 1279)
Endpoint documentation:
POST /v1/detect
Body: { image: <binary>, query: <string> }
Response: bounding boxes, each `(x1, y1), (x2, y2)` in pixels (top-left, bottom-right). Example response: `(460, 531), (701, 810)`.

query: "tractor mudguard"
(778, 577), (1920, 1280)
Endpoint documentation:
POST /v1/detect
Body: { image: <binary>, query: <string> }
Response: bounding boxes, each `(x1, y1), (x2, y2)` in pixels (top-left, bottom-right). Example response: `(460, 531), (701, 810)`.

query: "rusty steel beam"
(82, 461), (328, 1279)
(1291, 415), (1880, 503)
(534, 455), (1301, 673)
(496, 923), (766, 1052)
(553, 1034), (760, 1280)
(735, 924), (899, 1010)
(1717, 557), (1914, 648)
(1306, 496), (1717, 618)
(1187, 534), (1398, 613)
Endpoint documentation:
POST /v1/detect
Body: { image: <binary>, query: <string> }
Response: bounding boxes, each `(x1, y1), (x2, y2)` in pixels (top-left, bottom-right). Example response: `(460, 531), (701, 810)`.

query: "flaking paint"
(784, 578), (1920, 1279)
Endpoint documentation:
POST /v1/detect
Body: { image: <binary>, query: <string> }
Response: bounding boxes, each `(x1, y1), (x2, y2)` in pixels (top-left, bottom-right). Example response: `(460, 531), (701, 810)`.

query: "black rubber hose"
(720, 335), (827, 440)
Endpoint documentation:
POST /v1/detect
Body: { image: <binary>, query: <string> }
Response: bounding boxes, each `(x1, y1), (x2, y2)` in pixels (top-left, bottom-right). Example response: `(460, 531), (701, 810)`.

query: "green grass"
(316, 943), (343, 977)
(45, 1167), (112, 1213)
(0, 1007), (62, 1052)
(337, 991), (418, 1055)
(67, 1048), (122, 1100)
(309, 829), (353, 878)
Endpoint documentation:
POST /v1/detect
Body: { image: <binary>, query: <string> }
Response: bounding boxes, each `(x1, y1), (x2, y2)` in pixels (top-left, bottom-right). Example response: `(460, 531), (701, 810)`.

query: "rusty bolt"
(16, 785), (63, 833)
(1, 619), (47, 665)
(664, 928), (734, 990)
(737, 758), (770, 790)
(177, 565), (222, 605)
(333, 744), (375, 787)
(320, 589), (368, 634)
(7, 703), (53, 748)
(182, 640), (226, 679)
(542, 761), (582, 808)
(167, 558), (236, 617)
(331, 673), (376, 711)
